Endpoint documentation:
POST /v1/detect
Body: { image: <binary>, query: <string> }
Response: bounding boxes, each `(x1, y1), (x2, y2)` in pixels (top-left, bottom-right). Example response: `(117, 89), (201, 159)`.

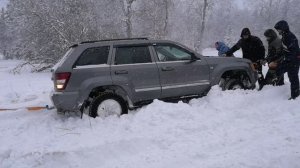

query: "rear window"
(75, 46), (110, 67)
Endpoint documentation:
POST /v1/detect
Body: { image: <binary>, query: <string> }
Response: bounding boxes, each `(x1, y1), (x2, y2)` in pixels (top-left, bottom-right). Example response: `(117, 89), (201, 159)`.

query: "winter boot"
(258, 78), (265, 91)
(289, 89), (300, 100)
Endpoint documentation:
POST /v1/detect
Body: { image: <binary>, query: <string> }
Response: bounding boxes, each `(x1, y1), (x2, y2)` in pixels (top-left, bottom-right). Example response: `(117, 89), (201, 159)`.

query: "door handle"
(115, 70), (128, 75)
(161, 67), (174, 71)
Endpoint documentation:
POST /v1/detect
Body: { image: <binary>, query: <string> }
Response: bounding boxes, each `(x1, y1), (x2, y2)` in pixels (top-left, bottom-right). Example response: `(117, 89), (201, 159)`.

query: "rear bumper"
(50, 91), (80, 112)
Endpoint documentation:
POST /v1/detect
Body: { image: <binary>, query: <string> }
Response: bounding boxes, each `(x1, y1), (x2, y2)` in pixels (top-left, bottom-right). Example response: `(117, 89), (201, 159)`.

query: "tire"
(89, 93), (128, 118)
(223, 78), (245, 90)
(219, 78), (226, 89)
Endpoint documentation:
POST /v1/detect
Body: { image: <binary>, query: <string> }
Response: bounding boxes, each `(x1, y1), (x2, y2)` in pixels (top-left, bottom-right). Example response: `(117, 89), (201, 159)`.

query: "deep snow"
(0, 50), (300, 168)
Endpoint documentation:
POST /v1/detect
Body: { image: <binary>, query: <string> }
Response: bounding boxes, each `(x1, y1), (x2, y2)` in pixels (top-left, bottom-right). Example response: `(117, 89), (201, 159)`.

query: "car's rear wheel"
(89, 93), (128, 118)
(223, 78), (245, 90)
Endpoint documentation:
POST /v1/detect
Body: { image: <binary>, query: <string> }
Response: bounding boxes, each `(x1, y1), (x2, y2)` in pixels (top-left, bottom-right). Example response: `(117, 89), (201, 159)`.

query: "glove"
(259, 59), (267, 65)
(268, 61), (278, 70)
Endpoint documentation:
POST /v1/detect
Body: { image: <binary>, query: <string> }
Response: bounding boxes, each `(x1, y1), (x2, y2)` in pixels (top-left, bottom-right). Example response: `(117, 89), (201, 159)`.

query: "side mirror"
(189, 53), (200, 63)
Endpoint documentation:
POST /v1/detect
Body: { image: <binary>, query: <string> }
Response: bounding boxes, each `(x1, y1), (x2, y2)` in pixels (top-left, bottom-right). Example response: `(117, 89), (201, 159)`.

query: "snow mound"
(1, 60), (300, 168)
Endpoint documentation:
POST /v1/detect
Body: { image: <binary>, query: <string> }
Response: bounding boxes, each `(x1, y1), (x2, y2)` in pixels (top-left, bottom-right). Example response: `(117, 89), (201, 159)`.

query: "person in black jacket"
(263, 29), (284, 86)
(274, 20), (300, 100)
(225, 28), (266, 90)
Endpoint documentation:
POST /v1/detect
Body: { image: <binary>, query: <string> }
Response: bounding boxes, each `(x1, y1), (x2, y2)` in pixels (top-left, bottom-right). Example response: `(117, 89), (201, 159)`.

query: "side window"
(115, 46), (152, 65)
(75, 46), (109, 67)
(154, 44), (192, 62)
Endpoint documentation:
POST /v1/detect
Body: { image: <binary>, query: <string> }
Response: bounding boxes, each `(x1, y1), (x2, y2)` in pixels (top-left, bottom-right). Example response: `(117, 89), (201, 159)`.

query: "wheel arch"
(90, 85), (132, 103)
(78, 85), (134, 110)
(221, 69), (250, 80)
(211, 66), (252, 86)
(219, 69), (255, 90)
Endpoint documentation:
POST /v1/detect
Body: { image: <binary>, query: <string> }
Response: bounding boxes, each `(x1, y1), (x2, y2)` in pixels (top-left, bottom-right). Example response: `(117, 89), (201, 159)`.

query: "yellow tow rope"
(0, 106), (54, 112)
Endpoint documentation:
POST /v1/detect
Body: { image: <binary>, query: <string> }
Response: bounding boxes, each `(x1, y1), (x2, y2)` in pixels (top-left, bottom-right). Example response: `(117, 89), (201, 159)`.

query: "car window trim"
(73, 64), (110, 70)
(111, 62), (156, 67)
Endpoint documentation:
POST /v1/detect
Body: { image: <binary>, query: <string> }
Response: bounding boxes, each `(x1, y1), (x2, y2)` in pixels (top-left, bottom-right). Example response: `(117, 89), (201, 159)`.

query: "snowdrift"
(1, 57), (300, 168)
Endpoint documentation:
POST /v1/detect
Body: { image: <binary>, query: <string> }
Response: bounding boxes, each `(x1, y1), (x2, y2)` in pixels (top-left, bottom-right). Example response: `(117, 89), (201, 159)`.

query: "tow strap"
(0, 105), (55, 112)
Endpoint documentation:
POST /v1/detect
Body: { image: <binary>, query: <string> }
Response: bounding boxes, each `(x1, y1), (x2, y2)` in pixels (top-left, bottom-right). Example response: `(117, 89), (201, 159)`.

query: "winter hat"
(274, 20), (290, 32)
(215, 42), (219, 48)
(241, 28), (251, 37)
(264, 29), (277, 41)
(215, 41), (225, 50)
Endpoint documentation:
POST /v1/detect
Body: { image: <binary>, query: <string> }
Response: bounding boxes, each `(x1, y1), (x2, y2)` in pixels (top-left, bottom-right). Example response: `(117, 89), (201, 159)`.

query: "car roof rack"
(79, 38), (149, 44)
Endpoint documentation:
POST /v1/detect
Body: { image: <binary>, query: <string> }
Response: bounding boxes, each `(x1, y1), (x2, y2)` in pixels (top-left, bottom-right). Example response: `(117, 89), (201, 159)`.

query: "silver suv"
(51, 38), (257, 117)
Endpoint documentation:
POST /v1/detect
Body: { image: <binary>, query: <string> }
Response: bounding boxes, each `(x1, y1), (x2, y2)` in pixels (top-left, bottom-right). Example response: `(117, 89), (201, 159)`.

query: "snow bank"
(0, 60), (52, 109)
(1, 60), (300, 168)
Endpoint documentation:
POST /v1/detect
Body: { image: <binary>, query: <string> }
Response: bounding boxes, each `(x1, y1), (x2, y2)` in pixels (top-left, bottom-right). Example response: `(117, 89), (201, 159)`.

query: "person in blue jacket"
(215, 42), (232, 57)
(274, 20), (300, 100)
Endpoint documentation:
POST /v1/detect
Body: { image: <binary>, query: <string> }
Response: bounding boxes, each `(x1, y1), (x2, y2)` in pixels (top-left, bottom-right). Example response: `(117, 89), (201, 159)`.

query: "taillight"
(55, 72), (71, 91)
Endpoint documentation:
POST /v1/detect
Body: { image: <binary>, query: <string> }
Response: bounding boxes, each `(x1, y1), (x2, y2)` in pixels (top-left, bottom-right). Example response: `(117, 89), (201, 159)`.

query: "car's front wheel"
(89, 93), (128, 118)
(223, 78), (245, 90)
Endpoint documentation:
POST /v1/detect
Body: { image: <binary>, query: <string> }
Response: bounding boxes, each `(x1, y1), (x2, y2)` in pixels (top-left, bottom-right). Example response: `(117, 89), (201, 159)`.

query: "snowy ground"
(1, 50), (300, 168)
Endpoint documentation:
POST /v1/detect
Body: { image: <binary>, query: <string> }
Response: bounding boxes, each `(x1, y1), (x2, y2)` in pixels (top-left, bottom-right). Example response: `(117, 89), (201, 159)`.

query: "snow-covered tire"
(223, 79), (245, 90)
(89, 93), (128, 118)
(219, 78), (226, 89)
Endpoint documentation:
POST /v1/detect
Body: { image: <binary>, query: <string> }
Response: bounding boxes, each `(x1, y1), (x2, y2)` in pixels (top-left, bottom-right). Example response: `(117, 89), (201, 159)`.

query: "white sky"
(235, 0), (246, 9)
(0, 0), (7, 8)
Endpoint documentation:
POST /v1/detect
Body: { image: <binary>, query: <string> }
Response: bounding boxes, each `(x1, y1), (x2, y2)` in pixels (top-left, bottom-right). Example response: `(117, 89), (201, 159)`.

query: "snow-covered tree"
(2, 0), (299, 71)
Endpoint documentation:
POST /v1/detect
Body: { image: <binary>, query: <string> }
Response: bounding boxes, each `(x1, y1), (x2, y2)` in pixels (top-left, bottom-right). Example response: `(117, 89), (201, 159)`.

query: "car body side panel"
(149, 44), (211, 98)
(72, 67), (113, 104)
(110, 47), (161, 103)
(156, 60), (211, 98)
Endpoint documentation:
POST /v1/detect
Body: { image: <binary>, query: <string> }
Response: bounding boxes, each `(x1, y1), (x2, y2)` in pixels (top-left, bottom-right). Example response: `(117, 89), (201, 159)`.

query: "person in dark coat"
(225, 28), (266, 90)
(274, 20), (300, 100)
(263, 29), (284, 86)
(215, 41), (232, 57)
